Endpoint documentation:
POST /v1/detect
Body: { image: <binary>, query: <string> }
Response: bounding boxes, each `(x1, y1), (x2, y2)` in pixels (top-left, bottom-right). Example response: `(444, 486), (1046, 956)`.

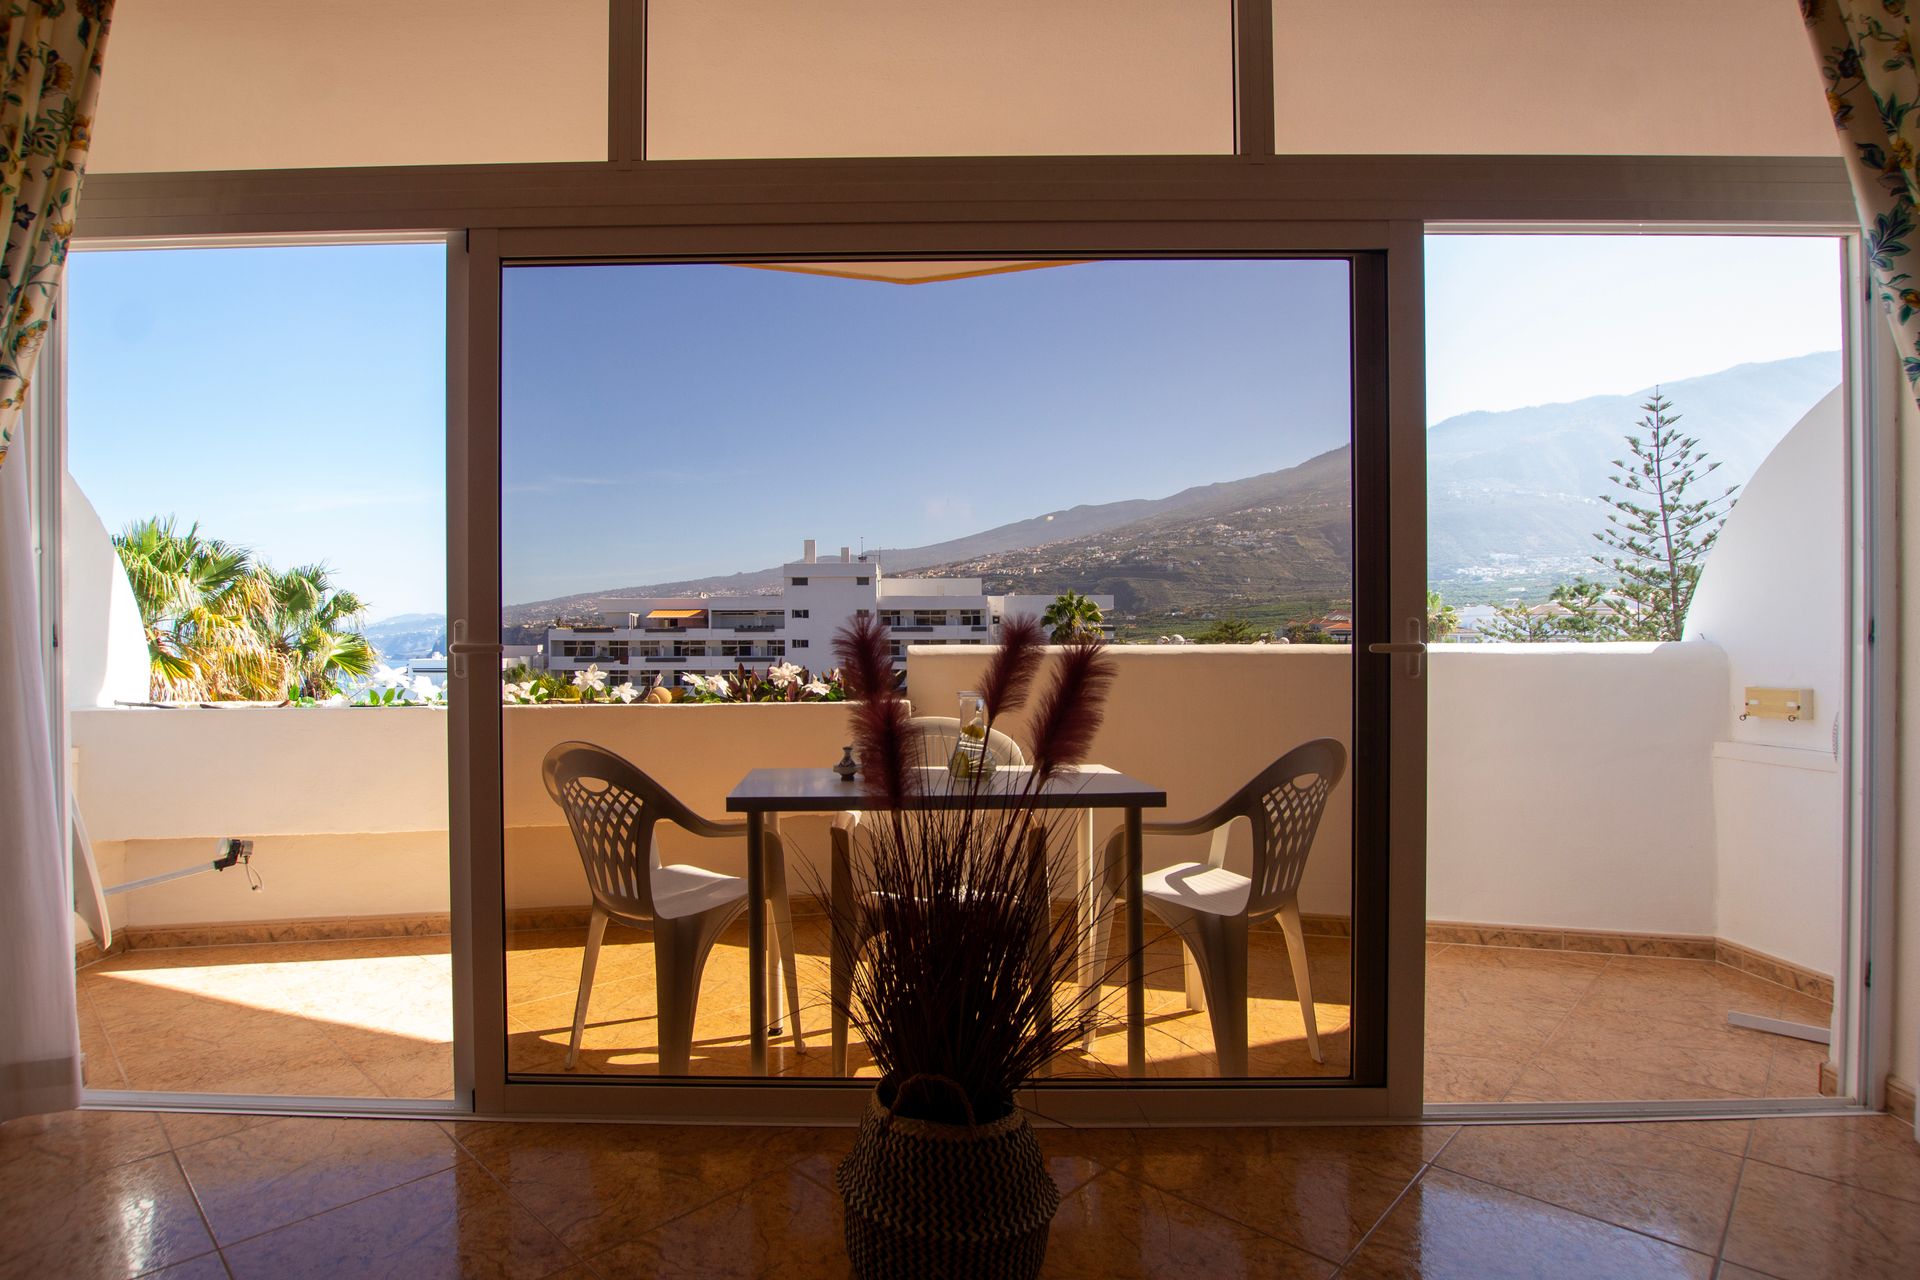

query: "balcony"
(68, 642), (1836, 1101)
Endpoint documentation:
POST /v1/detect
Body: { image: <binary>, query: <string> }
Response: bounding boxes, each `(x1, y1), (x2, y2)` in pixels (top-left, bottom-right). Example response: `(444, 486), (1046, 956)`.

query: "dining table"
(726, 764), (1167, 1077)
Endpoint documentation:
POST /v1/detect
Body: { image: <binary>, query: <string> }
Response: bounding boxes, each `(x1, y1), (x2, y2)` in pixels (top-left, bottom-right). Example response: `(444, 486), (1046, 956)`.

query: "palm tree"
(264, 563), (377, 698)
(115, 516), (274, 700)
(114, 520), (377, 701)
(1426, 589), (1460, 643)
(1040, 590), (1104, 643)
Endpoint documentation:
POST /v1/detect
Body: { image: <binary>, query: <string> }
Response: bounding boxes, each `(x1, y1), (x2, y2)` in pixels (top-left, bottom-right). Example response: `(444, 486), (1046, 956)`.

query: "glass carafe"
(948, 690), (996, 780)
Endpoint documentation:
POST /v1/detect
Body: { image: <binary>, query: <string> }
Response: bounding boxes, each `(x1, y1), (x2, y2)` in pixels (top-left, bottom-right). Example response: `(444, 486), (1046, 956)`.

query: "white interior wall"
(1272, 0), (1835, 156)
(88, 1), (609, 173)
(1686, 388), (1847, 977)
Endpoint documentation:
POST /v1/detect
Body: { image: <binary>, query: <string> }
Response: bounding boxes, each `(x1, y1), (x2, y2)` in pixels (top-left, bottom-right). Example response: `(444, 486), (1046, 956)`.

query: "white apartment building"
(543, 539), (1115, 692)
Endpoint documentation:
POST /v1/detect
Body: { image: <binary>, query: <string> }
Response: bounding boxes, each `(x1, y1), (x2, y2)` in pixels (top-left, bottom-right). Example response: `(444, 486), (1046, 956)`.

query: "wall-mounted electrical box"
(1740, 687), (1813, 722)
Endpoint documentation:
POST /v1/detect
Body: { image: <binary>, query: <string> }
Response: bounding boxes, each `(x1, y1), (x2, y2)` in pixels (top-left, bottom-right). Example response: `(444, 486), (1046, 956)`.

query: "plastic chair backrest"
(1108, 738), (1346, 915)
(908, 715), (1027, 769)
(1241, 738), (1345, 914)
(542, 741), (722, 922)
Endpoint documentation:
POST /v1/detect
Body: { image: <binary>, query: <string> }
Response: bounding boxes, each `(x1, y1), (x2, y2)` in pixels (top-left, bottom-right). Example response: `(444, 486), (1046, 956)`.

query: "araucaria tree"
(1589, 391), (1737, 641)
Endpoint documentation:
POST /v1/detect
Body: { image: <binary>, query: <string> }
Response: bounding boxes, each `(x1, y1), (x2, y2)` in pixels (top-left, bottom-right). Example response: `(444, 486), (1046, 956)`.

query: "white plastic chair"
(1089, 739), (1345, 1075)
(543, 741), (804, 1074)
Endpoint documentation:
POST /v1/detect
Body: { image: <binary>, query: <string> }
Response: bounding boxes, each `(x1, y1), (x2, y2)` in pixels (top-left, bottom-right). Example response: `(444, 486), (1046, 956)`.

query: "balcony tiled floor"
(76, 932), (1825, 1102)
(3, 1107), (1914, 1278)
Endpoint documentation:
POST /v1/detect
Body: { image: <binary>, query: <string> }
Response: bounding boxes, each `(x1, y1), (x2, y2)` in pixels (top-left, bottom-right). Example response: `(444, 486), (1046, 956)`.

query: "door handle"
(448, 620), (502, 677)
(1366, 619), (1427, 678)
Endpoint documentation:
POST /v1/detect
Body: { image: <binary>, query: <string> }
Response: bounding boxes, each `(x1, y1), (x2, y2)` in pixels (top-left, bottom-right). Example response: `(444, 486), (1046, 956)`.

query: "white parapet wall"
(1426, 642), (1729, 939)
(72, 641), (1834, 986)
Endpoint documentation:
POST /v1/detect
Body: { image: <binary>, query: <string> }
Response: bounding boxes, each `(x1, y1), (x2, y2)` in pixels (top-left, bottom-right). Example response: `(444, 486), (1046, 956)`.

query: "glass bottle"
(948, 690), (996, 780)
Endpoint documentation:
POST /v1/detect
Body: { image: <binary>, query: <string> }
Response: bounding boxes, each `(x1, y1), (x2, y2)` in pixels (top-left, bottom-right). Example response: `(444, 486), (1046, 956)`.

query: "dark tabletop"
(725, 766), (1165, 813)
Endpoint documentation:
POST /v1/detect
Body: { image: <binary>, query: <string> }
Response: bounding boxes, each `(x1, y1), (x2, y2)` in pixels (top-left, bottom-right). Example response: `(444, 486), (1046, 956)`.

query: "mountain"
(362, 612), (447, 662)
(504, 350), (1841, 624)
(1426, 350), (1839, 597)
(501, 458), (1352, 624)
(899, 447), (1353, 623)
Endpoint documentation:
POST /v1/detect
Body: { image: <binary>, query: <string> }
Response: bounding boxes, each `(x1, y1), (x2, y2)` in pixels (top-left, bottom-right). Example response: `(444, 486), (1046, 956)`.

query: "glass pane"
(65, 244), (452, 1099)
(90, 1), (608, 173)
(1423, 234), (1846, 1105)
(645, 0), (1233, 159)
(1274, 0), (1835, 156)
(500, 258), (1360, 1081)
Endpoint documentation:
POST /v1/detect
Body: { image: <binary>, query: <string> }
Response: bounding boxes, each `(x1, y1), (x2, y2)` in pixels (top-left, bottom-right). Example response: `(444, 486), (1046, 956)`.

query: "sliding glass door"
(459, 239), (1417, 1121)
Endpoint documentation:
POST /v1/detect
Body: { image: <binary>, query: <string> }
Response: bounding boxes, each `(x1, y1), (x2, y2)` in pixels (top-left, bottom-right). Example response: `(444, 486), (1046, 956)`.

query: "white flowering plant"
(681, 663), (847, 704)
(352, 663), (445, 708)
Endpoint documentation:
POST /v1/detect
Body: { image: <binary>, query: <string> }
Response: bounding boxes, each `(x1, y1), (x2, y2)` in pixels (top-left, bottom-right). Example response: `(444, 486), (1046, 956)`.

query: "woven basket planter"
(836, 1084), (1060, 1280)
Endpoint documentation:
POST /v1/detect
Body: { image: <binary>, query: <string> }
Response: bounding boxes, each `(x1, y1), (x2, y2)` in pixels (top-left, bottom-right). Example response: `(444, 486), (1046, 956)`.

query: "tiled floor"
(504, 914), (1352, 1080)
(76, 931), (1826, 1102)
(2, 1106), (1914, 1278)
(1423, 944), (1832, 1104)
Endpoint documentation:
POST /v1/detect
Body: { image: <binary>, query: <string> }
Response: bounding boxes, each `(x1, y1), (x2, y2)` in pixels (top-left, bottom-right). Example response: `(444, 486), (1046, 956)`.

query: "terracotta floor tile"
(156, 1110), (280, 1152)
(451, 1121), (813, 1256)
(1764, 1035), (1831, 1099)
(0, 1150), (217, 1280)
(141, 1254), (233, 1280)
(1614, 1119), (1753, 1158)
(1341, 1168), (1714, 1279)
(0, 1106), (169, 1174)
(78, 989), (129, 1090)
(220, 1158), (576, 1280)
(1721, 1159), (1920, 1279)
(1423, 1050), (1527, 1104)
(583, 1166), (846, 1279)
(1746, 1114), (1920, 1204)
(1106, 1125), (1438, 1261)
(174, 1116), (459, 1245)
(1503, 1052), (1758, 1104)
(1432, 1123), (1743, 1253)
(1043, 1169), (1333, 1278)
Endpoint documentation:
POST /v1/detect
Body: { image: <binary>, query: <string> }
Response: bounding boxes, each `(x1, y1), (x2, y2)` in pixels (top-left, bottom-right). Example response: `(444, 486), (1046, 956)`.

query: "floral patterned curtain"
(0, 0), (108, 1123)
(0, 0), (109, 472)
(1805, 1), (1920, 389)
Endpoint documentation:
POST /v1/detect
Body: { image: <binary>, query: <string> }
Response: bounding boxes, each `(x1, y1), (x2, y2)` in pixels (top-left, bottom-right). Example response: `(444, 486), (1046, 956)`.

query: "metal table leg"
(747, 808), (767, 1076)
(1125, 805), (1145, 1077)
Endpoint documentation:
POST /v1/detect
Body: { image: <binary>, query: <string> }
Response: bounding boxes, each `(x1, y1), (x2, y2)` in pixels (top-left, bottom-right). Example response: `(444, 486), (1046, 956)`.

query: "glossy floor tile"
(4, 1108), (1910, 1279)
(75, 933), (1826, 1101)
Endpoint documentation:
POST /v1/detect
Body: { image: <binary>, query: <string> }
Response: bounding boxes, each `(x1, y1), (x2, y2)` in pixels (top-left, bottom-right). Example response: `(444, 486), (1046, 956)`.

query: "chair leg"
(1179, 914), (1248, 1077)
(768, 851), (805, 1051)
(566, 908), (609, 1070)
(1277, 900), (1322, 1064)
(1184, 941), (1208, 1013)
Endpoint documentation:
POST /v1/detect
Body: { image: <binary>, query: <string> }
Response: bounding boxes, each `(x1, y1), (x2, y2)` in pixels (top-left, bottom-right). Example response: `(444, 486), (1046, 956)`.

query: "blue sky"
(67, 244), (447, 620)
(501, 260), (1353, 601)
(65, 237), (1841, 618)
